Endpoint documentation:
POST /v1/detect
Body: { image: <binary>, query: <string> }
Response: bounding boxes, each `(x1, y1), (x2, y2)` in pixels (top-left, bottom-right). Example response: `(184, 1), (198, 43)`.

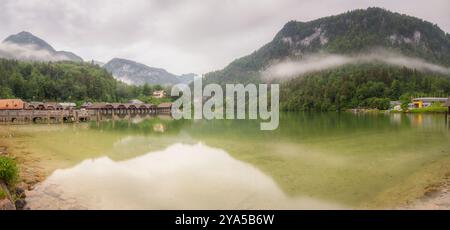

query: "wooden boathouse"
(83, 103), (158, 115)
(83, 102), (173, 115)
(0, 99), (173, 124)
(0, 109), (90, 123)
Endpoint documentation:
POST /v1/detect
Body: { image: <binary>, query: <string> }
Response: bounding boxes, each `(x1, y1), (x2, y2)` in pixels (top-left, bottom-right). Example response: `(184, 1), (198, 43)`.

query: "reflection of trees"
(61, 112), (450, 207)
(88, 116), (192, 135)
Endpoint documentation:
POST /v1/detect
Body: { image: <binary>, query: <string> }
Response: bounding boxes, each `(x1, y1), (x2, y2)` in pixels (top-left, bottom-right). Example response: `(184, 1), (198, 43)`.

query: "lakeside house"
(0, 99), (25, 110)
(389, 101), (402, 111)
(409, 97), (448, 109)
(153, 90), (166, 98)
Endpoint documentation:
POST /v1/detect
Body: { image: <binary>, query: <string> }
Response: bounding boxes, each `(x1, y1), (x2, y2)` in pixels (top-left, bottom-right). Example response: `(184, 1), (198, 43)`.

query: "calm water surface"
(2, 112), (450, 209)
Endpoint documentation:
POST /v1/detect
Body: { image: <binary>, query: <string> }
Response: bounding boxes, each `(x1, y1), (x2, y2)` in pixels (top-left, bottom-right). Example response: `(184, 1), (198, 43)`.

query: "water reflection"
(4, 112), (448, 209)
(26, 143), (345, 210)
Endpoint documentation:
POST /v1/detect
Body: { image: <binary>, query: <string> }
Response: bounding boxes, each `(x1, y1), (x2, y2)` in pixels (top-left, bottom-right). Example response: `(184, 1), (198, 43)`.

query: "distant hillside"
(204, 7), (450, 85)
(0, 58), (163, 102)
(104, 58), (195, 86)
(0, 31), (83, 62)
(280, 64), (450, 111)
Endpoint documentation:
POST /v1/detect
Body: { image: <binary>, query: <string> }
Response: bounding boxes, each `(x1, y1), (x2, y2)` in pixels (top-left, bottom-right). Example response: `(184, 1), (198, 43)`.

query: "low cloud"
(0, 42), (71, 61)
(262, 50), (450, 80)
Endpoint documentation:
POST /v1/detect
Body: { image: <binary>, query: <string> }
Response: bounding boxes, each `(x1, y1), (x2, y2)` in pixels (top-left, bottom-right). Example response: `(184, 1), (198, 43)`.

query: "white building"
(153, 90), (166, 98)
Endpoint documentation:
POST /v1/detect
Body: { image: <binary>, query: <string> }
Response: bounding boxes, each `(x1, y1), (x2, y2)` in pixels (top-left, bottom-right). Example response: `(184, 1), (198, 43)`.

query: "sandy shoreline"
(400, 176), (450, 210)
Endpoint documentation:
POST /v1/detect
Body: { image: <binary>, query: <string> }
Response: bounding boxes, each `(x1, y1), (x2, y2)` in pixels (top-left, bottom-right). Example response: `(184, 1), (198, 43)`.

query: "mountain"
(0, 31), (83, 62)
(204, 7), (450, 85)
(103, 58), (195, 86)
(177, 73), (197, 84)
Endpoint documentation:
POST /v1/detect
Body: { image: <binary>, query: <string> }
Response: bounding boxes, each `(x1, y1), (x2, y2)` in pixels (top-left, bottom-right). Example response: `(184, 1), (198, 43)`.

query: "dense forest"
(0, 59), (167, 104)
(280, 64), (450, 111)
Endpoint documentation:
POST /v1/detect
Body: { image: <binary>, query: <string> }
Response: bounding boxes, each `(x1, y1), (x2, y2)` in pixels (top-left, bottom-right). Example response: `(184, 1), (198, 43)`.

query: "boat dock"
(0, 102), (174, 124)
(0, 109), (90, 124)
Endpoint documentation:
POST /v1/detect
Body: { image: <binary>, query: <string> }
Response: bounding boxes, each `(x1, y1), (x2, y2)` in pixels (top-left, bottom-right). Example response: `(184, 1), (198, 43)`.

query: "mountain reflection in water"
(26, 143), (345, 210)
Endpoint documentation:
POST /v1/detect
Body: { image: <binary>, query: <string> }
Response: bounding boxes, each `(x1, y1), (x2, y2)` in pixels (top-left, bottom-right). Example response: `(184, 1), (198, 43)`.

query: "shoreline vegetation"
(347, 107), (449, 114)
(0, 148), (27, 210)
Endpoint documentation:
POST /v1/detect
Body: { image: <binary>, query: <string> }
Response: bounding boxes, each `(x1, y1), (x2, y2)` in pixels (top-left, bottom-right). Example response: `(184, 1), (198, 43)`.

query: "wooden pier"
(0, 102), (174, 124)
(0, 109), (90, 124)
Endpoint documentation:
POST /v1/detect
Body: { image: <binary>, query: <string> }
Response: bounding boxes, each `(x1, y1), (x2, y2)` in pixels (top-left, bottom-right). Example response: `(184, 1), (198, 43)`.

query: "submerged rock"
(15, 186), (26, 199)
(15, 199), (26, 210)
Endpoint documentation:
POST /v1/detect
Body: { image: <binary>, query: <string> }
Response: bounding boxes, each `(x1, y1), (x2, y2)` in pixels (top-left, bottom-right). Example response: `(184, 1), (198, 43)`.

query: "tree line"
(280, 64), (450, 111)
(0, 59), (168, 104)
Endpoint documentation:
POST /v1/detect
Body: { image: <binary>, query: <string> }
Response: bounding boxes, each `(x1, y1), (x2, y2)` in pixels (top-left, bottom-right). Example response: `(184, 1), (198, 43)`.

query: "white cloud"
(262, 49), (450, 80)
(0, 42), (72, 61)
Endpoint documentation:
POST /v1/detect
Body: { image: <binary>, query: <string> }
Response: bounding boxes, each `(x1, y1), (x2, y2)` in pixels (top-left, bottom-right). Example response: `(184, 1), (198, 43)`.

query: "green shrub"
(0, 188), (6, 200)
(0, 156), (18, 185)
(0, 187), (6, 199)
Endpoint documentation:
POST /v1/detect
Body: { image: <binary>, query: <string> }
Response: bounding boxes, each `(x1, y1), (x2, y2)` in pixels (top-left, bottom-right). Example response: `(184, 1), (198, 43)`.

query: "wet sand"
(401, 176), (450, 210)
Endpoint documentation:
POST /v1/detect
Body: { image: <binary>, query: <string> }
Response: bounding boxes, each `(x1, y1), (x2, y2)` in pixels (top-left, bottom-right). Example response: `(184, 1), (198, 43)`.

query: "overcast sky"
(0, 0), (449, 75)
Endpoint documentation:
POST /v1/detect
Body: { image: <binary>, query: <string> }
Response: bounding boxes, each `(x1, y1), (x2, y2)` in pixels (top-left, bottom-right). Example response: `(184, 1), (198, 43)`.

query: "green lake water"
(2, 112), (450, 209)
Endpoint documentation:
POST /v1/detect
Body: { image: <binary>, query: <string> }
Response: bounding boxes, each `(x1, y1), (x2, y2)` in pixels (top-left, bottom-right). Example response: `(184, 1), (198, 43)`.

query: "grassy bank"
(0, 186), (6, 199)
(0, 155), (19, 210)
(408, 106), (448, 113)
(0, 156), (18, 185)
(388, 105), (448, 114)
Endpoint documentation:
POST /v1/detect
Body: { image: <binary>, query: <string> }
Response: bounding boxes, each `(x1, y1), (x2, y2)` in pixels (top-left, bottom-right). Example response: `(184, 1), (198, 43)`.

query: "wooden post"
(445, 111), (449, 128)
(112, 110), (116, 127)
(96, 110), (99, 122)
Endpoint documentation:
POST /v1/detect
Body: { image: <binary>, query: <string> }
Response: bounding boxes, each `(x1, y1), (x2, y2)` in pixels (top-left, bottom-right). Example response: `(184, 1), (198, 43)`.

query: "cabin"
(410, 97), (448, 109)
(153, 90), (166, 99)
(389, 101), (402, 111)
(157, 102), (172, 114)
(0, 99), (25, 110)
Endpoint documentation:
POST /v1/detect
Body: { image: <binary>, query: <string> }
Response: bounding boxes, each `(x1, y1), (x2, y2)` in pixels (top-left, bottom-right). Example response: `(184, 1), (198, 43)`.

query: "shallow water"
(2, 112), (450, 209)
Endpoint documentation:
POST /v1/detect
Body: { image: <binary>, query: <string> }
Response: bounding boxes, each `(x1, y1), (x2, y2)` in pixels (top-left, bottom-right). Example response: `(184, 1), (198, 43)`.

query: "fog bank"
(262, 50), (450, 80)
(0, 42), (71, 61)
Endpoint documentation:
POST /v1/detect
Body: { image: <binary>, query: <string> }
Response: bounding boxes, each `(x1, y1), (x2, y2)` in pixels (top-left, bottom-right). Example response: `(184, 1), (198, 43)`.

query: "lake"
(1, 112), (450, 209)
